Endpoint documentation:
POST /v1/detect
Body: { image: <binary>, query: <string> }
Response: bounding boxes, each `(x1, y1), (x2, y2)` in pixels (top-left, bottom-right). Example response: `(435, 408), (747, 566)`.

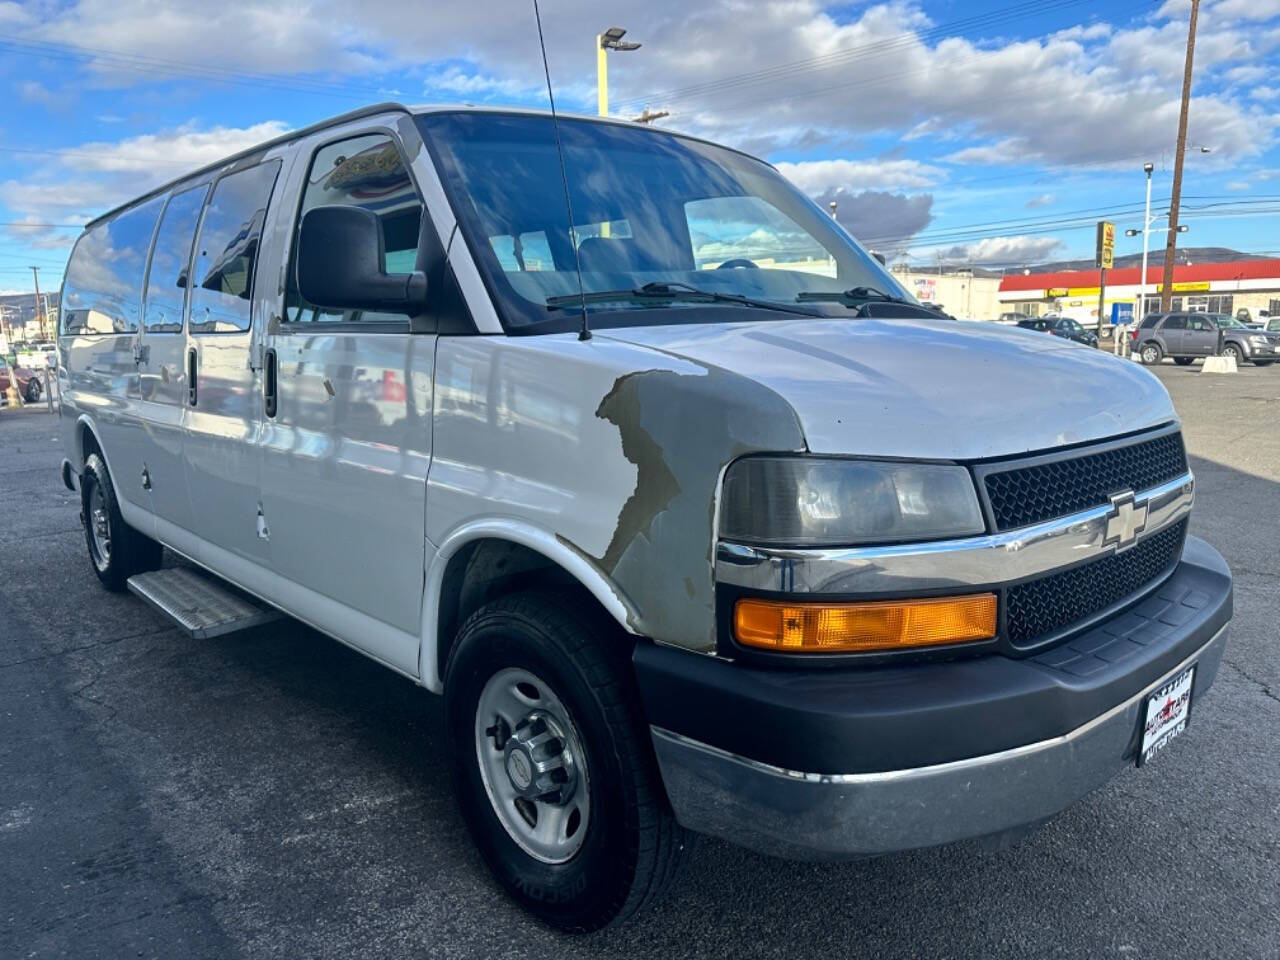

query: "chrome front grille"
(983, 430), (1188, 531)
(1005, 518), (1188, 648)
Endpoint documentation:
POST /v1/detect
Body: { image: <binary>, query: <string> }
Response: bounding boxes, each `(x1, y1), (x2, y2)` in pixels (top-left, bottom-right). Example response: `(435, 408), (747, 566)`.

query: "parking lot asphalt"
(2, 360), (1278, 960)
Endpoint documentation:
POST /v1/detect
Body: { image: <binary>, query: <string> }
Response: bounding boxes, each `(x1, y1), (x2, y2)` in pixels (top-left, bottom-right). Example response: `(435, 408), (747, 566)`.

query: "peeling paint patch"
(590, 366), (805, 651)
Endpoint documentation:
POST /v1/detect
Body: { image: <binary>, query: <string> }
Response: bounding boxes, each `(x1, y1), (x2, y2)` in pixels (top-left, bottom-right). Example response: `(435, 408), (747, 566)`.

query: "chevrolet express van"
(57, 104), (1232, 932)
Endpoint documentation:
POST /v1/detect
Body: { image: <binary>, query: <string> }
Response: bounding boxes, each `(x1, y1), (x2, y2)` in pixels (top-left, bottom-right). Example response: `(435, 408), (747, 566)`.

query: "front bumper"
(637, 535), (1232, 859)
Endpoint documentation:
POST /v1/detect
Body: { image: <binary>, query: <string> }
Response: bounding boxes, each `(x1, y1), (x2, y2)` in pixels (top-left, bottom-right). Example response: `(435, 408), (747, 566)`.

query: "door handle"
(187, 348), (197, 406)
(264, 347), (278, 419)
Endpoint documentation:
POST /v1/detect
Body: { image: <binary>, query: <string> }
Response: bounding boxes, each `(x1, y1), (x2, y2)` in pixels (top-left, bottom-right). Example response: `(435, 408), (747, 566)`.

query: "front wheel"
(1140, 342), (1162, 365)
(81, 453), (163, 591)
(1254, 360), (1275, 367)
(25, 378), (41, 402)
(1222, 343), (1244, 364)
(444, 591), (686, 932)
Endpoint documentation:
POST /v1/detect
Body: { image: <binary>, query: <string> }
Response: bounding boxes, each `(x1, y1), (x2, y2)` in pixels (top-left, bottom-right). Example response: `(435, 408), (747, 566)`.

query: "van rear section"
(55, 102), (1232, 932)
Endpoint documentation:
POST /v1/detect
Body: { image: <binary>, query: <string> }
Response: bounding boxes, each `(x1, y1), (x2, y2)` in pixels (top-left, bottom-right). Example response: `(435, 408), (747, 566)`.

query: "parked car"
(994, 311), (1024, 325)
(1133, 311), (1280, 366)
(57, 103), (1232, 931)
(1235, 308), (1268, 329)
(0, 359), (43, 401)
(1017, 314), (1099, 346)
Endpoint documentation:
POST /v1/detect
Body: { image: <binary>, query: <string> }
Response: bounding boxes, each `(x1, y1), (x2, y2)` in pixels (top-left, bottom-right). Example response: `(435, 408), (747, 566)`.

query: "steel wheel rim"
(89, 482), (112, 571)
(475, 667), (591, 864)
(1143, 346), (1159, 363)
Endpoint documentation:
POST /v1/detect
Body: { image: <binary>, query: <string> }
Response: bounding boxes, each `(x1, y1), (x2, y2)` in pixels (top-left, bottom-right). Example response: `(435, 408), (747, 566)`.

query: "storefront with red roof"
(997, 259), (1280, 325)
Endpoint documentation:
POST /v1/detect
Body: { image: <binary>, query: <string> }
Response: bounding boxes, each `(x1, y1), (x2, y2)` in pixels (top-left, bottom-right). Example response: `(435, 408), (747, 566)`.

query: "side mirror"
(297, 205), (427, 317)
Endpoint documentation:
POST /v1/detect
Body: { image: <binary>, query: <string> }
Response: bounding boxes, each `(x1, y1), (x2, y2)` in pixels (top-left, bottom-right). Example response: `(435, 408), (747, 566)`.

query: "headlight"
(1249, 335), (1267, 346)
(720, 457), (985, 546)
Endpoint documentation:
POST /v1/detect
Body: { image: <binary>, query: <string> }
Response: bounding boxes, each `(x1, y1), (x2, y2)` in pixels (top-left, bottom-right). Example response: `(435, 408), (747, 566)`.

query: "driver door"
(1184, 314), (1216, 356)
(257, 121), (436, 675)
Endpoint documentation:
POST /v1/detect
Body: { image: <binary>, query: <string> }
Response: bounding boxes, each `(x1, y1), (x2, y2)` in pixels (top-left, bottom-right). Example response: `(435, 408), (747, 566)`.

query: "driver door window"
(284, 132), (423, 326)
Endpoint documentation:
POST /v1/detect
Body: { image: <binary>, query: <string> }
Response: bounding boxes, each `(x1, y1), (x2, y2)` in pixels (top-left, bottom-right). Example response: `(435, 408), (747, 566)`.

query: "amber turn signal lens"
(733, 594), (997, 653)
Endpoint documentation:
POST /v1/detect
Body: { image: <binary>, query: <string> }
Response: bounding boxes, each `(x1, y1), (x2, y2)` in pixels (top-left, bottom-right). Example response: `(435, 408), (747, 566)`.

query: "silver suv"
(1135, 312), (1280, 366)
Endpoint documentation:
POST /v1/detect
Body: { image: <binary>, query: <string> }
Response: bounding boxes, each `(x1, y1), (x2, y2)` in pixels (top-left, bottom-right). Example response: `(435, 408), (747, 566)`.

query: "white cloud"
(1252, 86), (1280, 100)
(62, 121), (290, 174)
(1210, 0), (1280, 22)
(1026, 193), (1055, 209)
(775, 157), (945, 192)
(935, 235), (1065, 265)
(1225, 180), (1251, 189)
(1, 121), (290, 249)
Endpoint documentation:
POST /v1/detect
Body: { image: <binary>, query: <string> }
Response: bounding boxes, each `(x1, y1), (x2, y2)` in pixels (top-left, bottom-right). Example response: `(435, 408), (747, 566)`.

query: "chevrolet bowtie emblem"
(1103, 490), (1148, 551)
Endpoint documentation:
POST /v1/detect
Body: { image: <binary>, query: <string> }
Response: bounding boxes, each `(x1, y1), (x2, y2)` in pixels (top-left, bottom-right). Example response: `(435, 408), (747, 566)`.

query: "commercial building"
(889, 265), (1003, 321)
(997, 258), (1280, 324)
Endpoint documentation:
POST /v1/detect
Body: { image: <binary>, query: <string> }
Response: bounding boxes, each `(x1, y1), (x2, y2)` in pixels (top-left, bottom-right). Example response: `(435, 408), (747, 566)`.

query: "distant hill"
(1026, 247), (1268, 274)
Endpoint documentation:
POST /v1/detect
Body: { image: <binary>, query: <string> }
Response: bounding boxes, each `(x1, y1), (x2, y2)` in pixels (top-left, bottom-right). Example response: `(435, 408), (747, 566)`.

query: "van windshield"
(417, 111), (909, 332)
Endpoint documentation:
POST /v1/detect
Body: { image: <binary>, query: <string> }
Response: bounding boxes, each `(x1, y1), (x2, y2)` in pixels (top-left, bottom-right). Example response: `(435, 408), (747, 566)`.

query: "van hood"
(599, 316), (1177, 460)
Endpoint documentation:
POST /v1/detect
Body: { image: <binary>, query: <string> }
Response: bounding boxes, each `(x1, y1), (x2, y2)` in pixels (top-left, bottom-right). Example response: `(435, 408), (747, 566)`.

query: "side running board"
(127, 568), (282, 639)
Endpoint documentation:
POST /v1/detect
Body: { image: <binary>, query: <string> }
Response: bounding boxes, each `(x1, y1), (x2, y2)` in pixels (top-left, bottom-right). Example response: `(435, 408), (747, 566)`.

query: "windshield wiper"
(546, 281), (820, 317)
(796, 285), (921, 307)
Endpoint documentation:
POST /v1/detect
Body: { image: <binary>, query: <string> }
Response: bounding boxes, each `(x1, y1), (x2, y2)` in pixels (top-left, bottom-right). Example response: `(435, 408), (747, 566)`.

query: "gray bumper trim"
(651, 623), (1228, 860)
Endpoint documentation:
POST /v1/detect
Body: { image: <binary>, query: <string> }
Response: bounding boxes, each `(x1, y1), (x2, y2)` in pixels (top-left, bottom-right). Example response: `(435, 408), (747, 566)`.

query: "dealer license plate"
(1138, 666), (1195, 766)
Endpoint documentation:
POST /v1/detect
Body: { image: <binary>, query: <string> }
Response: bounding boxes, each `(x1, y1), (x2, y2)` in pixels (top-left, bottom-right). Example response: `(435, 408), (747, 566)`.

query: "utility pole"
(29, 266), (45, 341)
(631, 107), (670, 124)
(1159, 0), (1199, 312)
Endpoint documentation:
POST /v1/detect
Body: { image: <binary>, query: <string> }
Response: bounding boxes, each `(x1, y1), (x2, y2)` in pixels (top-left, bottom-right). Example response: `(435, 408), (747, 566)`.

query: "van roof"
(82, 102), (763, 230)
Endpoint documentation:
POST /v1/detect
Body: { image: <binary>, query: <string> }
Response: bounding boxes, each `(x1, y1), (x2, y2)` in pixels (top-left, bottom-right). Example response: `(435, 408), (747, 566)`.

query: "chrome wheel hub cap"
(89, 484), (111, 569)
(475, 668), (590, 864)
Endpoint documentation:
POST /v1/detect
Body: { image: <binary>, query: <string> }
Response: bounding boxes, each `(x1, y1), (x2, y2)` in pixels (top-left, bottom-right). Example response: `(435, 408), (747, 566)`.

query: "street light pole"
(596, 27), (641, 118)
(597, 35), (609, 116)
(1139, 162), (1153, 321)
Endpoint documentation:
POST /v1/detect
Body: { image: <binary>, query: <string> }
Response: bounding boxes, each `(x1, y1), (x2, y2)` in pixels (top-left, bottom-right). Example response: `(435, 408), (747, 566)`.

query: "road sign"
(1096, 220), (1115, 270)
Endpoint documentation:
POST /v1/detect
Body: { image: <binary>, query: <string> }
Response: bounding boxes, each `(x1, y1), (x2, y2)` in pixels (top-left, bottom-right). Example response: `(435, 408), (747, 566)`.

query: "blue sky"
(1, 0), (1278, 295)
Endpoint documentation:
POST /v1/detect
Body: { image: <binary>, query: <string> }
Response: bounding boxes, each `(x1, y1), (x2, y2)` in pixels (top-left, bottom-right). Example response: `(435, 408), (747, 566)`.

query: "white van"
(57, 103), (1232, 931)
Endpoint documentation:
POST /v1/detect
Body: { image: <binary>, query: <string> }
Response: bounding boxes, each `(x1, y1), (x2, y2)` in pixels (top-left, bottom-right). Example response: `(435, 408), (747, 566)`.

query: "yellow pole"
(596, 35), (608, 116)
(596, 35), (610, 238)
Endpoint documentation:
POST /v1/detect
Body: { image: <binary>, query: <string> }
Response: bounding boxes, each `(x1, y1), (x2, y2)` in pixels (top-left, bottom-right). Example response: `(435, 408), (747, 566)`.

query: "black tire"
(81, 452), (163, 591)
(444, 590), (686, 932)
(1252, 360), (1273, 367)
(25, 378), (41, 402)
(1173, 357), (1194, 366)
(1140, 342), (1162, 365)
(1223, 343), (1244, 364)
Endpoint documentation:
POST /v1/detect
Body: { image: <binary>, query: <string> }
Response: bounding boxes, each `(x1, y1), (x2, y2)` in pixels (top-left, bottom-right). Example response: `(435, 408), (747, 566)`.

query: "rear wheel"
(1173, 357), (1194, 366)
(81, 453), (163, 591)
(444, 590), (686, 932)
(1140, 342), (1162, 365)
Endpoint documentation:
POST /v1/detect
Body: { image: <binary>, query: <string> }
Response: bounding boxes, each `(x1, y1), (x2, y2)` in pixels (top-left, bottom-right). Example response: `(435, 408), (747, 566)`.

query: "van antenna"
(532, 0), (591, 341)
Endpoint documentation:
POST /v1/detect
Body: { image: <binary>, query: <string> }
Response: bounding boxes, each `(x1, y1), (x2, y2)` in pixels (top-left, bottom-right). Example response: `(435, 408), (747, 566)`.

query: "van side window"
(143, 184), (209, 334)
(285, 133), (423, 325)
(60, 196), (164, 336)
(188, 160), (282, 334)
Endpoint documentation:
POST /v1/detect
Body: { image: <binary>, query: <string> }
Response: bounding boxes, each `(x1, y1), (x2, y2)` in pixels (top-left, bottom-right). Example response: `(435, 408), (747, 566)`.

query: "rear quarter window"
(61, 196), (165, 336)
